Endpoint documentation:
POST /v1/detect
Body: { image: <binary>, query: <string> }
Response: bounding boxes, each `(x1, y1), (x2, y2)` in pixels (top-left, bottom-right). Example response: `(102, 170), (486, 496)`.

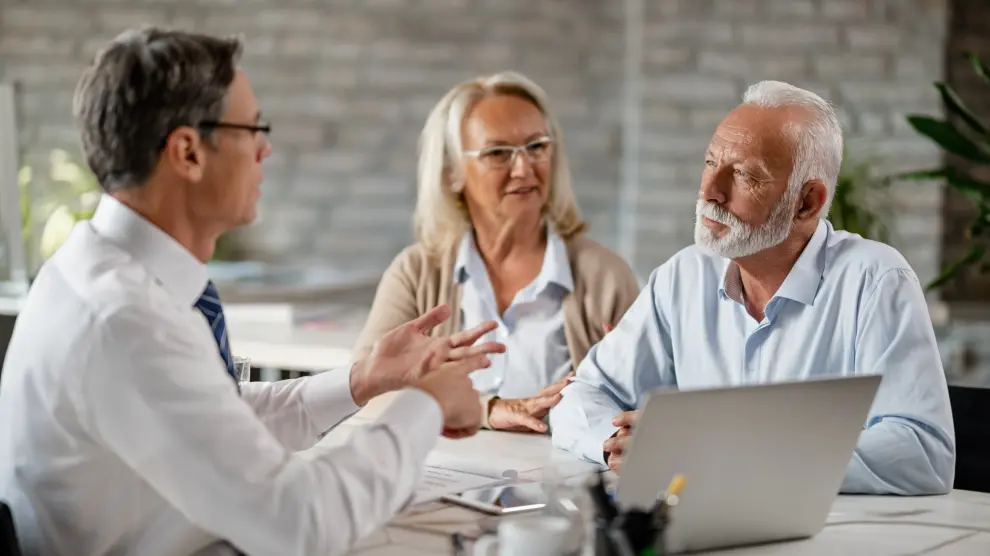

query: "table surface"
(322, 391), (990, 556)
(225, 304), (367, 371)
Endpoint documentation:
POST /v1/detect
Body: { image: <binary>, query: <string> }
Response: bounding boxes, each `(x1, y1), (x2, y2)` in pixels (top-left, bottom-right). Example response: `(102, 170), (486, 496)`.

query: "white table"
(227, 321), (359, 372)
(326, 392), (990, 556)
(225, 313), (990, 554)
(225, 304), (367, 380)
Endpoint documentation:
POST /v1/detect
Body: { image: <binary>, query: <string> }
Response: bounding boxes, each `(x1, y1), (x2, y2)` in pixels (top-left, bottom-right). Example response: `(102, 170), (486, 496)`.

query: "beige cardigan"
(353, 234), (641, 424)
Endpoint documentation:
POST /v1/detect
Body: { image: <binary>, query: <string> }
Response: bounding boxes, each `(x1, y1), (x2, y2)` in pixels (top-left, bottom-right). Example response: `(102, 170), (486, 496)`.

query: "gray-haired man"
(0, 28), (503, 556)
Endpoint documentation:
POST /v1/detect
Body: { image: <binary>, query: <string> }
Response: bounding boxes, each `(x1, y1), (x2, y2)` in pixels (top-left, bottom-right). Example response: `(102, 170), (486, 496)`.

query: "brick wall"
(1, 0), (948, 284)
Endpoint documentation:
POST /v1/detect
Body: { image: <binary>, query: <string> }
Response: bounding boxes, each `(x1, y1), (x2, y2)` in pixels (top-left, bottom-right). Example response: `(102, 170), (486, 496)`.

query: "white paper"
(410, 466), (504, 506)
(424, 450), (539, 479)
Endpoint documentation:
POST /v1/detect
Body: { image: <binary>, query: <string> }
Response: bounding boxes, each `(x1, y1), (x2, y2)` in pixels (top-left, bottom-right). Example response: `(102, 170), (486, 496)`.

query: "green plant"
(828, 151), (892, 243)
(19, 149), (101, 271)
(18, 148), (240, 271)
(900, 53), (990, 291)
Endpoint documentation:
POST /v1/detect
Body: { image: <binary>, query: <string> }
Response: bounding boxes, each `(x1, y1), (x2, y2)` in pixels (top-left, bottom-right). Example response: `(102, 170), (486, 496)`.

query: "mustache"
(696, 201), (741, 227)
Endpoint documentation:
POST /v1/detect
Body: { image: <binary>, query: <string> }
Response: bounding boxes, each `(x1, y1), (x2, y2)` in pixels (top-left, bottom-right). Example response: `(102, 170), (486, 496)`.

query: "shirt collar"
(454, 225), (574, 293)
(719, 218), (829, 306)
(89, 194), (209, 307)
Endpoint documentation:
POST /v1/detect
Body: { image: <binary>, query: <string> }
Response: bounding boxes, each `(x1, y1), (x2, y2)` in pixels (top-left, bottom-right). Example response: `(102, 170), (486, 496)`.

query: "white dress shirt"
(0, 195), (442, 556)
(455, 227), (573, 399)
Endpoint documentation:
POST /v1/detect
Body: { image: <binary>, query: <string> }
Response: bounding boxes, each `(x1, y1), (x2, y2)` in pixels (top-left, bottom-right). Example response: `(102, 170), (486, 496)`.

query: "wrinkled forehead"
(709, 105), (803, 172)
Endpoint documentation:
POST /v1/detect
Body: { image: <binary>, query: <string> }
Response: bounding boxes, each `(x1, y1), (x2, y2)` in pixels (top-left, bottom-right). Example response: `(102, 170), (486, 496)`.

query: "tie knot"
(196, 280), (222, 312)
(201, 280), (219, 299)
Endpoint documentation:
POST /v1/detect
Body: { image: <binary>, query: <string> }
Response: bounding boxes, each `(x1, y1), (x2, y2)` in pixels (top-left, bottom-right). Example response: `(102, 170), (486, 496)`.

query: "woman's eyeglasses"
(463, 136), (554, 169)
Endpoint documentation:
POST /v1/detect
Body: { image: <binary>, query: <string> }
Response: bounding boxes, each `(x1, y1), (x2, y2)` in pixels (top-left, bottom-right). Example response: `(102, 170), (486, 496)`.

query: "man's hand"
(487, 372), (574, 433)
(414, 352), (489, 438)
(349, 305), (506, 405)
(603, 410), (639, 471)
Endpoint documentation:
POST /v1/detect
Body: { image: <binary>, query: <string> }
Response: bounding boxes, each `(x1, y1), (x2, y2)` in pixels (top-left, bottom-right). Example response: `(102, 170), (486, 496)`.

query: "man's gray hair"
(741, 80), (844, 218)
(72, 27), (243, 192)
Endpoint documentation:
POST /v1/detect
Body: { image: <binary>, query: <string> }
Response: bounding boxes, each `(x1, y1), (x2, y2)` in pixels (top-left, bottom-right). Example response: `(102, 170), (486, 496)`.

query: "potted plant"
(829, 149), (893, 244)
(899, 53), (990, 291)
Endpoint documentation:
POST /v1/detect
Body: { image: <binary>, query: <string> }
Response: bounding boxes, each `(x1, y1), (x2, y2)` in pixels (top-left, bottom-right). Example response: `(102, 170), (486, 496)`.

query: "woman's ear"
(445, 165), (465, 193)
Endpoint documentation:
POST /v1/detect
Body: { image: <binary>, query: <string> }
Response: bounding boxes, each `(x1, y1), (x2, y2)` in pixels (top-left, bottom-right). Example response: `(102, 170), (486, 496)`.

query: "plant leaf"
(969, 52), (990, 85)
(897, 166), (990, 200)
(906, 116), (990, 163)
(936, 82), (988, 137)
(927, 244), (986, 291)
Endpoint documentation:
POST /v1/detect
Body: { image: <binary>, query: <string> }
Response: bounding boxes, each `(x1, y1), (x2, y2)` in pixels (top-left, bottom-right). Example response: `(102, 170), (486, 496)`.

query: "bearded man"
(549, 80), (955, 496)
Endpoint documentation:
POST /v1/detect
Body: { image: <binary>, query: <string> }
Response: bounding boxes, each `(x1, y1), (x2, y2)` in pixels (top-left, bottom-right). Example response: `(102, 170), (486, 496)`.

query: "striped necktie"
(194, 280), (238, 387)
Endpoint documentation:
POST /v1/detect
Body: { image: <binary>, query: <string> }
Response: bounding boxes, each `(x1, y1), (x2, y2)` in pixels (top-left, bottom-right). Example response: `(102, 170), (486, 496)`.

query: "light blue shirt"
(456, 227), (574, 399)
(550, 219), (955, 495)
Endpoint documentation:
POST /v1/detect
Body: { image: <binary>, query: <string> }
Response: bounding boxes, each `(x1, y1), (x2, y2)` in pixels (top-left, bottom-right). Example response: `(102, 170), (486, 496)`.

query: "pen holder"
(586, 474), (674, 556)
(593, 510), (669, 556)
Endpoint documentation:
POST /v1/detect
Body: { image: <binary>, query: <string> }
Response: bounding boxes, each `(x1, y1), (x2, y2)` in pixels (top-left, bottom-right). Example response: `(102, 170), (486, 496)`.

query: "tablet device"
(441, 483), (547, 515)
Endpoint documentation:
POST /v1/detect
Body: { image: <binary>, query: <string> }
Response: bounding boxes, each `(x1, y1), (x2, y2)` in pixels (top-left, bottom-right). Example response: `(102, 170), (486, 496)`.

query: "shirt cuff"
(587, 422), (621, 466)
(301, 364), (361, 434)
(378, 388), (443, 444)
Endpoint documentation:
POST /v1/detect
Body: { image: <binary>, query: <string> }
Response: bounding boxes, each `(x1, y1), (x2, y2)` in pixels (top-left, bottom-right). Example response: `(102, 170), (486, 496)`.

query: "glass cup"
(232, 355), (251, 383)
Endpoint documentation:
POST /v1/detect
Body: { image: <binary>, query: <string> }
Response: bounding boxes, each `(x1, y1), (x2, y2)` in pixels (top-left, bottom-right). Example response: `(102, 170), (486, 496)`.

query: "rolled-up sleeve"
(844, 269), (956, 495)
(239, 367), (361, 452)
(550, 269), (676, 465)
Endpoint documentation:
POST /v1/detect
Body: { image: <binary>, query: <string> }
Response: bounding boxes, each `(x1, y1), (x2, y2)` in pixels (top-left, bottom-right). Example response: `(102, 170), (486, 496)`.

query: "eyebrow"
(708, 149), (772, 178)
(483, 132), (549, 147)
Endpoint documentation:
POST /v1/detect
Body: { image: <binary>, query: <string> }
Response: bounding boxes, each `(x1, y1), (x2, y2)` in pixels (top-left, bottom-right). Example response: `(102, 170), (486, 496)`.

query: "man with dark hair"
(0, 28), (503, 556)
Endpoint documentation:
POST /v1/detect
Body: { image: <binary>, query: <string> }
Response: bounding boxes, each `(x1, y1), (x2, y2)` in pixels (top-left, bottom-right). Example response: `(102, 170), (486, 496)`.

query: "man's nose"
(699, 172), (727, 205)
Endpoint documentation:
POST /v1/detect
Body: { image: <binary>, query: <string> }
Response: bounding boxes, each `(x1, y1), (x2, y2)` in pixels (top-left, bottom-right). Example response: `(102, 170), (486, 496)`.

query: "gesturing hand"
(487, 372), (575, 433)
(349, 304), (506, 405)
(603, 410), (639, 471)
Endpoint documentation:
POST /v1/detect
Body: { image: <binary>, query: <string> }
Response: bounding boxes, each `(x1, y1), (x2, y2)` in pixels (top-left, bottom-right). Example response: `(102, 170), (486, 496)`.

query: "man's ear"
(161, 126), (206, 183)
(796, 179), (829, 221)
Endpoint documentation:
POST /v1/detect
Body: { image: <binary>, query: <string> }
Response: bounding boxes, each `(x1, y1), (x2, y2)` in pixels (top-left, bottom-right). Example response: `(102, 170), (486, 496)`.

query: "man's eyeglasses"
(463, 136), (554, 169)
(158, 120), (272, 151)
(198, 120), (272, 137)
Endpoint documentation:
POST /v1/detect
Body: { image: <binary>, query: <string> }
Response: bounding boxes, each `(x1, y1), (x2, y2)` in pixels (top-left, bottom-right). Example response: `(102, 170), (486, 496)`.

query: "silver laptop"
(615, 374), (883, 554)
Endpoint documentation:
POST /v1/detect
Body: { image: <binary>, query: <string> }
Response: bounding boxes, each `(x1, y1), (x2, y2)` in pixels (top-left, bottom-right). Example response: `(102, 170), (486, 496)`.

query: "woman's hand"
(486, 372), (575, 432)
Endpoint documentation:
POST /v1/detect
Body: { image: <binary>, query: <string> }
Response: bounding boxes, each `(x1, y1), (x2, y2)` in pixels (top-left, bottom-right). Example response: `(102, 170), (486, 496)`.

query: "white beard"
(694, 187), (800, 259)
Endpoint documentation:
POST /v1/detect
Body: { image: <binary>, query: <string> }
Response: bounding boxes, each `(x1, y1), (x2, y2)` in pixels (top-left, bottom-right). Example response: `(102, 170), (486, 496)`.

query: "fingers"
(510, 412), (548, 433)
(448, 320), (498, 348)
(447, 341), (506, 361)
(612, 410), (640, 429)
(438, 354), (491, 376)
(608, 452), (623, 471)
(616, 426), (632, 438)
(442, 427), (478, 439)
(603, 434), (628, 456)
(410, 305), (452, 333)
(539, 374), (574, 396)
(525, 394), (562, 416)
(604, 322), (614, 333)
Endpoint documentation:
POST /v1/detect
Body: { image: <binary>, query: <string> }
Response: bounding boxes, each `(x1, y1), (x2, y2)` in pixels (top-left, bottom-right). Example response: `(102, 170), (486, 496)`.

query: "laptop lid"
(615, 374), (882, 554)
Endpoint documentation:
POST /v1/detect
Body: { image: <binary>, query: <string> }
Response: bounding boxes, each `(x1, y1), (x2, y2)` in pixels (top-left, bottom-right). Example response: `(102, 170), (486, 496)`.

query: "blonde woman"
(354, 71), (639, 432)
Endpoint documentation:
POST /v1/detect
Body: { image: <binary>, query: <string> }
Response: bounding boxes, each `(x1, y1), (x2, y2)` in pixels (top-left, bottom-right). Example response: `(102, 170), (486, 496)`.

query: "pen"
(665, 474), (686, 501)
(451, 532), (465, 556)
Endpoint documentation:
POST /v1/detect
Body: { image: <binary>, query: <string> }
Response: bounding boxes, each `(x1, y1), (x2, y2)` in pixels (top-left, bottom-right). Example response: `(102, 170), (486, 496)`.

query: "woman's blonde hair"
(413, 71), (587, 257)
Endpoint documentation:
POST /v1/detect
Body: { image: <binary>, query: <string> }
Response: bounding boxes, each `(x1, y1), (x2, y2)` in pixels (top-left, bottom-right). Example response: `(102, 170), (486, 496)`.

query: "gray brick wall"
(633, 0), (948, 283)
(1, 0), (948, 285)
